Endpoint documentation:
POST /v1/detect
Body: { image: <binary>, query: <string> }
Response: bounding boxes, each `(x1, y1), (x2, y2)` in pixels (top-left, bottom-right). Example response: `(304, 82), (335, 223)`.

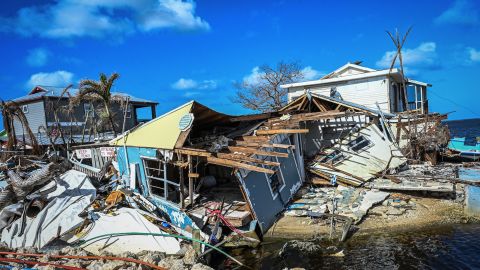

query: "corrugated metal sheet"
(12, 101), (46, 136)
(110, 101), (193, 149)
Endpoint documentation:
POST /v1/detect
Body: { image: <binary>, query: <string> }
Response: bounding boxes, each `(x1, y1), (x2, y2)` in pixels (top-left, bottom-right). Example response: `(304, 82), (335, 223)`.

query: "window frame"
(141, 156), (180, 204)
(319, 149), (347, 165)
(263, 156), (286, 200)
(347, 135), (372, 153)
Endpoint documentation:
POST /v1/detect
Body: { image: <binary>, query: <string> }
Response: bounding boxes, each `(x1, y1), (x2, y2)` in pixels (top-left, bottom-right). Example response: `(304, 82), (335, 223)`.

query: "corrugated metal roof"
(11, 86), (157, 104)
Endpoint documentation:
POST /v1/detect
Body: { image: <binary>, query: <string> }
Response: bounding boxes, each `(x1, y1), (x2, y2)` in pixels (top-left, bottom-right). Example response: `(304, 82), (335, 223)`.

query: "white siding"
(288, 76), (391, 113)
(13, 101), (46, 136)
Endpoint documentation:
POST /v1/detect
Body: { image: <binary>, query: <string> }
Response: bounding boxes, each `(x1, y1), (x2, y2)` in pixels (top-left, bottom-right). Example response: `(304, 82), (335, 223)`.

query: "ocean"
(235, 119), (480, 270)
(444, 118), (480, 138)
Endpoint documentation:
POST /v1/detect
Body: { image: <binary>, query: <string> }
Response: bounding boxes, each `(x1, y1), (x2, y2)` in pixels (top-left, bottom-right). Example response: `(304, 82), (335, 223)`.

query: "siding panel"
(13, 101), (46, 136)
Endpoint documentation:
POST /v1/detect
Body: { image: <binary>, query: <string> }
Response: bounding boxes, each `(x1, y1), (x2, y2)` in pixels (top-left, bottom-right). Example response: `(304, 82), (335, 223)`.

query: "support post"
(179, 154), (185, 210)
(188, 155), (194, 208)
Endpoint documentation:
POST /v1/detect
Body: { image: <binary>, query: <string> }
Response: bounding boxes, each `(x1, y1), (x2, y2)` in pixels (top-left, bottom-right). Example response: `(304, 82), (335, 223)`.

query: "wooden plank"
(230, 113), (272, 122)
(176, 148), (211, 157)
(241, 136), (270, 142)
(188, 173), (200, 178)
(234, 141), (295, 149)
(228, 146), (289, 158)
(217, 153), (280, 166)
(207, 156), (274, 174)
(256, 129), (309, 135)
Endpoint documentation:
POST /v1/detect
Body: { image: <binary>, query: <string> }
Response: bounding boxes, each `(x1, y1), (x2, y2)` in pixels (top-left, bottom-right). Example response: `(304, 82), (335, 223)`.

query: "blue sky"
(1, 0), (480, 130)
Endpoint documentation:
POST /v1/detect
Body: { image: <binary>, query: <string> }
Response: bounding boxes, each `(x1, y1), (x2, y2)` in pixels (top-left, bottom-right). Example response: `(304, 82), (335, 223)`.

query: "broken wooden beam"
(217, 153), (280, 166)
(176, 148), (212, 157)
(230, 112), (272, 122)
(256, 129), (309, 135)
(233, 141), (294, 149)
(206, 156), (274, 174)
(241, 136), (270, 142)
(228, 146), (289, 158)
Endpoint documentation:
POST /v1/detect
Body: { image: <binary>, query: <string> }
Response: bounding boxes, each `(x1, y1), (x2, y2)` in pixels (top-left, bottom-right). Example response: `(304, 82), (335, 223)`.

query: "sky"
(1, 0), (480, 131)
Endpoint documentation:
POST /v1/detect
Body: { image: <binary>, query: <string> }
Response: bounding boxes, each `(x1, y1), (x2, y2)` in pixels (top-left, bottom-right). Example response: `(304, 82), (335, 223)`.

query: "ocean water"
(444, 118), (480, 138)
(233, 119), (480, 270)
(239, 224), (480, 269)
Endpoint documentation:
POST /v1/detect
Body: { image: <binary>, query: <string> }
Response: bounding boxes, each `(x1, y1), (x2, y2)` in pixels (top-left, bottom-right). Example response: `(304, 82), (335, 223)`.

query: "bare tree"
(386, 27), (412, 111)
(233, 61), (305, 112)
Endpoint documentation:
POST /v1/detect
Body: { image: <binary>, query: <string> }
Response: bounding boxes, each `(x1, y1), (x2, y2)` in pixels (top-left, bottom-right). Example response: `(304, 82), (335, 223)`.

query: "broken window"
(268, 169), (284, 196)
(319, 149), (346, 165)
(347, 135), (371, 152)
(142, 157), (180, 204)
(263, 156), (285, 199)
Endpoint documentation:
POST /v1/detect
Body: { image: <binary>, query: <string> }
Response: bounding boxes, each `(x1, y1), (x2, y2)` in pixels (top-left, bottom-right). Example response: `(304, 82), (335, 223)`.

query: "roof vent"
(179, 113), (194, 131)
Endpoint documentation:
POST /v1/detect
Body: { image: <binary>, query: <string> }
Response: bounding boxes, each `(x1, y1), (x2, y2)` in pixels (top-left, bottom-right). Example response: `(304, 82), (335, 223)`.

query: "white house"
(281, 62), (431, 114)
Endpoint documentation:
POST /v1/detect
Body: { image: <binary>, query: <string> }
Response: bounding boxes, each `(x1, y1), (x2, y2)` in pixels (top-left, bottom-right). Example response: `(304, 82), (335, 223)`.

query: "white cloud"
(26, 70), (74, 88)
(171, 78), (217, 90)
(468, 47), (480, 62)
(243, 66), (323, 84)
(1, 0), (209, 39)
(435, 0), (479, 26)
(242, 67), (262, 85)
(301, 66), (324, 80)
(376, 42), (439, 72)
(26, 48), (49, 67)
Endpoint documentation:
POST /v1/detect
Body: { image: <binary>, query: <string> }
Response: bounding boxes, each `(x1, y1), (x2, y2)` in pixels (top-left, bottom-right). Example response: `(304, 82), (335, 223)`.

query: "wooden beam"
(175, 148), (211, 157)
(234, 141), (295, 149)
(188, 173), (200, 178)
(256, 129), (309, 135)
(241, 136), (270, 142)
(217, 153), (280, 166)
(230, 112), (272, 122)
(228, 146), (289, 158)
(207, 156), (274, 174)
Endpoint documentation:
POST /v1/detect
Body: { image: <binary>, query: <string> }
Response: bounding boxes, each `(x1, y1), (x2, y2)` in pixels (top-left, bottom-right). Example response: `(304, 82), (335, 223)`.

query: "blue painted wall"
(240, 137), (303, 233)
(116, 146), (197, 232)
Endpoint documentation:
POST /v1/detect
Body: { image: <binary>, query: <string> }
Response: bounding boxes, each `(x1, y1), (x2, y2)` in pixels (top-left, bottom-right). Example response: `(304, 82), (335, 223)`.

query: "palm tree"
(74, 73), (120, 136)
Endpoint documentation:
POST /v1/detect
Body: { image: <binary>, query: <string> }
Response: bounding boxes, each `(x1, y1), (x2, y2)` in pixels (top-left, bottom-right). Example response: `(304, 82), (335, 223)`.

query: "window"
(263, 156), (285, 199)
(22, 105), (28, 114)
(347, 135), (371, 152)
(142, 157), (180, 203)
(406, 84), (424, 111)
(268, 169), (284, 195)
(319, 149), (347, 165)
(84, 103), (94, 117)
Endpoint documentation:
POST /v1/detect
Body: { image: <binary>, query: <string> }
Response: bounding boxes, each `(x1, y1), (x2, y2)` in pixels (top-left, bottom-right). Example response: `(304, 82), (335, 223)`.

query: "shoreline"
(265, 194), (478, 241)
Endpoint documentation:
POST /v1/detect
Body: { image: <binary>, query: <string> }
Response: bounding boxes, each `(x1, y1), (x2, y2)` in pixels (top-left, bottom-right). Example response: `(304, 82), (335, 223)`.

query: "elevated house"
(8, 86), (157, 147)
(281, 62), (431, 114)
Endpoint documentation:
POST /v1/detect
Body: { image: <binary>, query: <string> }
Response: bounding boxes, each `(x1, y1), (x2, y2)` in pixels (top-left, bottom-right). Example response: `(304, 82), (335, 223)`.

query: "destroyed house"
(280, 92), (407, 186)
(8, 86), (157, 145)
(108, 100), (360, 237)
(281, 62), (431, 114)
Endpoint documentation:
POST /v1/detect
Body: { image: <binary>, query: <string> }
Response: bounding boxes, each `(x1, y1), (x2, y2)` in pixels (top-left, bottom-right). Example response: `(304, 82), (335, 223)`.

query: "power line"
(429, 91), (480, 118)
